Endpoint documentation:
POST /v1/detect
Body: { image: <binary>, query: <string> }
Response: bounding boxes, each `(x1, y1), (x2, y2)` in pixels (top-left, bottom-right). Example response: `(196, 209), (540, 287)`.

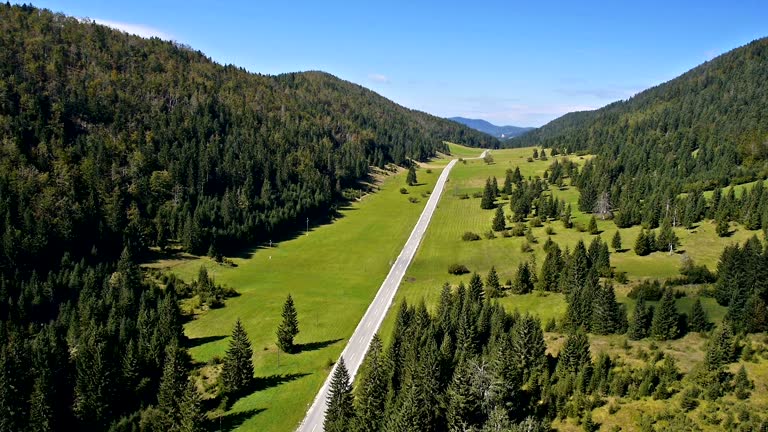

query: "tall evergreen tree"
(468, 273), (485, 302)
(481, 178), (496, 210)
(512, 262), (534, 295)
(486, 266), (501, 297)
(628, 298), (653, 340)
(353, 335), (387, 432)
(733, 365), (753, 400)
(406, 165), (417, 186)
(611, 230), (622, 251)
(538, 242), (564, 292)
(492, 206), (506, 231)
(591, 282), (626, 335)
(177, 381), (207, 432)
(221, 319), (254, 396)
(158, 343), (189, 426)
(277, 294), (300, 353)
(656, 218), (679, 253)
(325, 357), (354, 432)
(688, 298), (710, 332)
(650, 289), (679, 341)
(557, 330), (591, 374)
(587, 215), (599, 235)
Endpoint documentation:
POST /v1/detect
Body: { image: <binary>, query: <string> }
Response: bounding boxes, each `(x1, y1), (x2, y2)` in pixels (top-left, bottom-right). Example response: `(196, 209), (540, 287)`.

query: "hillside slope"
(448, 116), (533, 139)
(512, 38), (768, 187)
(0, 4), (496, 268)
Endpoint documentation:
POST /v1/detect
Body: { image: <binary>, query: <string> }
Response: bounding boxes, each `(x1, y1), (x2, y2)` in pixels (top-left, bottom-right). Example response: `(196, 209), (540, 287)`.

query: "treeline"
(511, 38), (768, 193)
(324, 290), (766, 431)
(0, 3), (496, 276)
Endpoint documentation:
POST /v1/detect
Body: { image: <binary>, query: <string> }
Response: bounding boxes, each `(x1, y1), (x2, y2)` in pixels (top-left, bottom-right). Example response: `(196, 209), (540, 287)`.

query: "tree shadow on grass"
(184, 334), (227, 349)
(253, 372), (311, 392)
(212, 408), (266, 431)
(296, 338), (343, 353)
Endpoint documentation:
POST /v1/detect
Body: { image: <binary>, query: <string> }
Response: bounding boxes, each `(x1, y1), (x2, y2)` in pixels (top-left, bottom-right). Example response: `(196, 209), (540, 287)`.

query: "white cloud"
(368, 73), (390, 84)
(87, 18), (172, 40)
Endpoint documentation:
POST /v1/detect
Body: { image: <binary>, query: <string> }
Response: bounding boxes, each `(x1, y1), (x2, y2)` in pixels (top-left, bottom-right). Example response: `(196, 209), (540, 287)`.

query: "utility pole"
(306, 217), (309, 235)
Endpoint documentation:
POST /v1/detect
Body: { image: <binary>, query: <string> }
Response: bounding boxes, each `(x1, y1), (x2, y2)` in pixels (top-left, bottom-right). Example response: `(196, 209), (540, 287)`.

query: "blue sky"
(29, 1), (768, 127)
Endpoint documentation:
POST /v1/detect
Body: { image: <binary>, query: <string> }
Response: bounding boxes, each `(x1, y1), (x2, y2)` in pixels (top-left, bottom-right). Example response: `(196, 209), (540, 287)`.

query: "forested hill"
(0, 4), (496, 271)
(510, 37), (768, 187)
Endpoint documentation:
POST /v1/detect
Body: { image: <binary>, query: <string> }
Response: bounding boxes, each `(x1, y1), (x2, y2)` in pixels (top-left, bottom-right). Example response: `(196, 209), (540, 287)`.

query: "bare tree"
(594, 191), (613, 220)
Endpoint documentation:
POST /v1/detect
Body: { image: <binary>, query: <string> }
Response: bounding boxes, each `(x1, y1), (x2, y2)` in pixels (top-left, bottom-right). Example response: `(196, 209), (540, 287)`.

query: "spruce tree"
(468, 272), (484, 302)
(650, 289), (679, 341)
(705, 323), (736, 370)
(485, 266), (501, 297)
(538, 242), (564, 292)
(561, 203), (573, 228)
(221, 319), (254, 396)
(512, 262), (533, 294)
(480, 178), (495, 210)
(558, 330), (591, 374)
(406, 165), (417, 186)
(587, 215), (599, 235)
(591, 282), (625, 335)
(634, 229), (652, 256)
(733, 365), (753, 400)
(628, 298), (653, 340)
(28, 372), (53, 432)
(490, 176), (499, 197)
(446, 358), (481, 430)
(353, 335), (387, 432)
(611, 230), (622, 251)
(656, 218), (679, 253)
(715, 210), (730, 237)
(277, 294), (300, 353)
(491, 206), (505, 231)
(688, 298), (709, 332)
(178, 381), (206, 432)
(325, 357), (354, 432)
(158, 343), (189, 426)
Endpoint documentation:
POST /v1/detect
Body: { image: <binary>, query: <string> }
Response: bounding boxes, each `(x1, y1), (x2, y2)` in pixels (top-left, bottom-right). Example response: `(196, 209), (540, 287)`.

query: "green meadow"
(146, 153), (467, 431)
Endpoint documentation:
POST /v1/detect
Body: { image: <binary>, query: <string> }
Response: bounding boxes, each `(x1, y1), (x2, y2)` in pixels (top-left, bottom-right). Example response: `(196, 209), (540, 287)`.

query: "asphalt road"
(296, 150), (488, 432)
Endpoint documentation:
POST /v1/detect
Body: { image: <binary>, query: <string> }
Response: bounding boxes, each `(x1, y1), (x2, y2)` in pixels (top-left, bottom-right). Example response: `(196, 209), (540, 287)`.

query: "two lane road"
(297, 150), (488, 432)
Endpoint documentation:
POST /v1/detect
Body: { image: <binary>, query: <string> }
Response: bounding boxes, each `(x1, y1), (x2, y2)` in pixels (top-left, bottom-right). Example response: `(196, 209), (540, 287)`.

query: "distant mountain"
(448, 117), (534, 139)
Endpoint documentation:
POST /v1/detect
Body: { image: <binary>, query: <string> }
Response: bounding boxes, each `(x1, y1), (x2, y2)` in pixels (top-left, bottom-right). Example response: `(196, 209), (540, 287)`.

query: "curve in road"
(297, 149), (488, 432)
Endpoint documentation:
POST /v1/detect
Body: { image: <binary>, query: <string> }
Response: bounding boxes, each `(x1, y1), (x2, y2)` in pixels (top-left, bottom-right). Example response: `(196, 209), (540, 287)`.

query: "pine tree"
(510, 315), (547, 380)
(158, 343), (189, 426)
(715, 210), (730, 237)
(325, 357), (354, 432)
(485, 266), (501, 297)
(28, 372), (53, 432)
(481, 178), (495, 210)
(587, 215), (599, 235)
(538, 242), (564, 292)
(503, 170), (513, 195)
(733, 365), (753, 400)
(558, 330), (591, 374)
(591, 282), (625, 335)
(561, 203), (573, 228)
(178, 381), (206, 432)
(705, 323), (736, 370)
(406, 165), (417, 186)
(611, 230), (622, 251)
(353, 335), (387, 432)
(468, 272), (484, 302)
(490, 176), (499, 197)
(446, 358), (481, 430)
(277, 294), (300, 353)
(688, 298), (709, 332)
(491, 206), (505, 231)
(221, 319), (254, 396)
(656, 218), (679, 253)
(628, 298), (653, 340)
(512, 262), (533, 294)
(650, 289), (679, 341)
(634, 229), (652, 256)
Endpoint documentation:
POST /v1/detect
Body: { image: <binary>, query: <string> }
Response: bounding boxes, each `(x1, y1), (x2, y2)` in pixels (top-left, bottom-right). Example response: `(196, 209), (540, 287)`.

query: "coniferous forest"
(3, 3), (768, 432)
(0, 4), (495, 431)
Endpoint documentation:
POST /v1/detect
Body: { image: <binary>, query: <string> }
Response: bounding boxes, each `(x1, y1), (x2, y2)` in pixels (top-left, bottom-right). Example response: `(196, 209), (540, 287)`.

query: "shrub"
(511, 223), (526, 236)
(484, 230), (497, 240)
(544, 226), (555, 235)
(529, 216), (543, 227)
(628, 280), (663, 301)
(501, 230), (512, 238)
(408, 197), (419, 203)
(457, 193), (470, 200)
(615, 271), (629, 284)
(574, 222), (586, 232)
(462, 231), (481, 241)
(526, 157), (534, 162)
(399, 187), (408, 194)
(448, 264), (470, 275)
(472, 191), (483, 198)
(426, 168), (432, 173)
(521, 241), (533, 253)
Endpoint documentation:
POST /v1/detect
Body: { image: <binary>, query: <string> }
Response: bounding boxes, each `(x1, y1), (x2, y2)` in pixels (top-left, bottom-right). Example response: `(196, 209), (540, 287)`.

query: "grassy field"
(376, 144), (768, 430)
(144, 147), (483, 431)
(380, 146), (764, 341)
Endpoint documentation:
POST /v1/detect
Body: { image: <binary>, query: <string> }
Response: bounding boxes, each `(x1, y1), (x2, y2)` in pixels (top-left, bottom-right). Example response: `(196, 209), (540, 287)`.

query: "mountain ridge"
(448, 116), (534, 139)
